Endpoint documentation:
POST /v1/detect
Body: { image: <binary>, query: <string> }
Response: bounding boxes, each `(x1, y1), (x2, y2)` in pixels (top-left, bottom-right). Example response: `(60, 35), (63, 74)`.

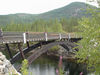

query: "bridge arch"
(10, 41), (76, 64)
(10, 41), (76, 71)
(10, 40), (55, 64)
(26, 41), (76, 65)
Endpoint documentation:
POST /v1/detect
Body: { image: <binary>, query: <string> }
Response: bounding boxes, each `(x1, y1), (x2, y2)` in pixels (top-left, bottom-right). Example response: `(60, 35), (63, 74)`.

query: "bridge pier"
(40, 42), (42, 48)
(5, 43), (13, 59)
(18, 43), (25, 59)
(27, 42), (30, 48)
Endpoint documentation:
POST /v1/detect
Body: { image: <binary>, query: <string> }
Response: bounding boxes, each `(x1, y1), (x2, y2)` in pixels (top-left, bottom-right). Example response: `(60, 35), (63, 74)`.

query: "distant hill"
(0, 2), (97, 25)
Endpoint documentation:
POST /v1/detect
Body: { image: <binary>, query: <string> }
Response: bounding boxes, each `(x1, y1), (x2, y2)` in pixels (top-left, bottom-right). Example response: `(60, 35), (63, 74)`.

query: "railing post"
(18, 43), (25, 59)
(5, 43), (13, 59)
(27, 42), (30, 48)
(68, 33), (71, 41)
(23, 33), (26, 44)
(59, 33), (62, 40)
(45, 32), (48, 41)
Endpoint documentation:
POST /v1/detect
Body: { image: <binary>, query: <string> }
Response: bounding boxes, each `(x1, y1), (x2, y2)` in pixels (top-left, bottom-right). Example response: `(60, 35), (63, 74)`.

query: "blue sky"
(0, 0), (98, 15)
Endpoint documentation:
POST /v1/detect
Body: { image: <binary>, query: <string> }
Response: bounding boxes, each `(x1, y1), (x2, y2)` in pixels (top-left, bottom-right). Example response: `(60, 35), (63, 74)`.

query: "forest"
(0, 17), (78, 33)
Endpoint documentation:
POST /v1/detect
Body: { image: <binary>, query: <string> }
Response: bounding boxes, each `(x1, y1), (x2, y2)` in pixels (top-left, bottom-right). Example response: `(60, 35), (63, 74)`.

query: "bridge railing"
(47, 33), (60, 40)
(0, 31), (79, 44)
(0, 32), (24, 43)
(26, 32), (45, 41)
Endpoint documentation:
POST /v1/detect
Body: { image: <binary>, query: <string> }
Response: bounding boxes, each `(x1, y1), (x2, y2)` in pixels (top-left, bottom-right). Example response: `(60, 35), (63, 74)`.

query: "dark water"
(23, 55), (90, 75)
(14, 54), (94, 75)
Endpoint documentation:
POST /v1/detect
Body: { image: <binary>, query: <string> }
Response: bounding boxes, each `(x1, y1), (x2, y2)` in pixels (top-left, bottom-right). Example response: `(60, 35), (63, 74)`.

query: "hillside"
(0, 2), (96, 25)
(37, 2), (93, 19)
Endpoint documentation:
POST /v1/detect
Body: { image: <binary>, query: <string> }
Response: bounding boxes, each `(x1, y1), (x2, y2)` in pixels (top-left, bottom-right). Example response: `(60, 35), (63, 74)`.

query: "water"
(14, 54), (91, 75)
(24, 54), (89, 75)
(28, 55), (58, 75)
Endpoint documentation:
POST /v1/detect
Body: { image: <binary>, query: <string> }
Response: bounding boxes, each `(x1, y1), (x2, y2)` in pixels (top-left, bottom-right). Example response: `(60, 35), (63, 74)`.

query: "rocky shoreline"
(0, 52), (21, 75)
(47, 46), (76, 61)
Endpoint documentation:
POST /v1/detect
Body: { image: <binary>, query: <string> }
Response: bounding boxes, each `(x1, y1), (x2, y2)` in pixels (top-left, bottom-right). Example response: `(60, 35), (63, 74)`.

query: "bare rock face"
(0, 52), (21, 75)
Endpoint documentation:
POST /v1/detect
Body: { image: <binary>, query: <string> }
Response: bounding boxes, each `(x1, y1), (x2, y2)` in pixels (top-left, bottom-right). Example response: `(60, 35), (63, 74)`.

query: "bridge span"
(0, 31), (81, 71)
(0, 32), (80, 44)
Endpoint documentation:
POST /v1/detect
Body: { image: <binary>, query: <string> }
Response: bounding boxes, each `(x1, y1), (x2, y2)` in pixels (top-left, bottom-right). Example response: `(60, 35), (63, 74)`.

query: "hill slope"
(38, 2), (91, 19)
(0, 2), (96, 25)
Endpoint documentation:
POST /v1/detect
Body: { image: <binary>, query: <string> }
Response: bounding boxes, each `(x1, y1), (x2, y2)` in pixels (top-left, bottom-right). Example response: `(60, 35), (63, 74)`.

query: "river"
(14, 54), (92, 75)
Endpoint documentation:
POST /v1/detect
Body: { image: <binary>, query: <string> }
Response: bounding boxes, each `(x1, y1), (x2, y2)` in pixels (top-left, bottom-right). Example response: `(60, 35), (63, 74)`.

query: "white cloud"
(0, 0), (98, 15)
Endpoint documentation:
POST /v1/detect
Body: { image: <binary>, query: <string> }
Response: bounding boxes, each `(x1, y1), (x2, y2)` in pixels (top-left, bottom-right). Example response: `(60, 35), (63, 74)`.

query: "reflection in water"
(28, 55), (88, 75)
(29, 64), (56, 75)
(64, 62), (88, 75)
(28, 55), (57, 75)
(15, 55), (89, 75)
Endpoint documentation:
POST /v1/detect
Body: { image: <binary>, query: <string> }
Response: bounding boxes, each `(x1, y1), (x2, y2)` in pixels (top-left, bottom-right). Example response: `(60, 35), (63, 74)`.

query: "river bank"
(0, 52), (21, 75)
(46, 46), (76, 61)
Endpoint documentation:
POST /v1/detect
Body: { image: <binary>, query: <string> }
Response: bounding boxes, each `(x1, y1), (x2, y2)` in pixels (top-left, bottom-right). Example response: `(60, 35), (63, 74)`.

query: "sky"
(0, 0), (98, 15)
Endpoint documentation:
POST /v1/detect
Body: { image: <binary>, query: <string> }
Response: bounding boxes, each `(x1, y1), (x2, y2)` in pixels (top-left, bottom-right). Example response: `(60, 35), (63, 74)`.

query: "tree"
(75, 1), (100, 74)
(60, 17), (78, 32)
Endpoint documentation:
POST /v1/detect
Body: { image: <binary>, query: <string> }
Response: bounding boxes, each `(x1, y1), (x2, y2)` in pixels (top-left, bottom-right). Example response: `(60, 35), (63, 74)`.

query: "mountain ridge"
(0, 2), (97, 25)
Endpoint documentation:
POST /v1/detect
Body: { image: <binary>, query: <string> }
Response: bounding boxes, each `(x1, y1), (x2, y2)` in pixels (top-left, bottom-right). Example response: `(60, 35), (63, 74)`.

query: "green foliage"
(21, 59), (28, 75)
(60, 17), (78, 32)
(50, 45), (60, 51)
(0, 18), (79, 32)
(75, 8), (100, 74)
(59, 68), (64, 75)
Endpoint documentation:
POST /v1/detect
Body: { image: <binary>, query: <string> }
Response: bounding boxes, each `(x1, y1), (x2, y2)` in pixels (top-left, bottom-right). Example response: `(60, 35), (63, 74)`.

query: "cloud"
(0, 0), (97, 15)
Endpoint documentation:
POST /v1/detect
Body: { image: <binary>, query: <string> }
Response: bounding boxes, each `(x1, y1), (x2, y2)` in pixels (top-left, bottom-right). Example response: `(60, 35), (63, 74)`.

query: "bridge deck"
(0, 32), (79, 44)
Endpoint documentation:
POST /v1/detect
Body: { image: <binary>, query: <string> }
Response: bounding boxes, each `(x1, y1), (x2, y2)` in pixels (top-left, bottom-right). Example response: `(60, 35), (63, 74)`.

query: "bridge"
(0, 31), (81, 71)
